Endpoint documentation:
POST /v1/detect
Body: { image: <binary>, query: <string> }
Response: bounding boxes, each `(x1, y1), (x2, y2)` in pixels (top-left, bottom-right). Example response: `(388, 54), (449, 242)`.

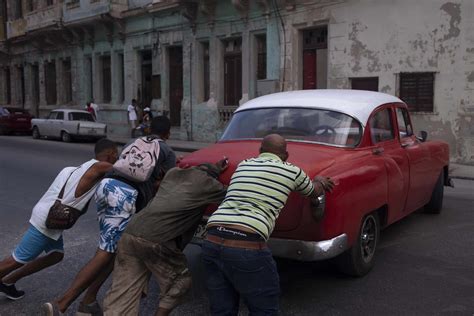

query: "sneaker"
(0, 282), (25, 300)
(42, 302), (62, 316)
(77, 301), (103, 316)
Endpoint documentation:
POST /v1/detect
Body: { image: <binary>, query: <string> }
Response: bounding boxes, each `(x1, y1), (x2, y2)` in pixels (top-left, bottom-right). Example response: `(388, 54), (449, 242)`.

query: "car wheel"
(61, 131), (72, 143)
(424, 170), (444, 214)
(336, 212), (380, 277)
(32, 127), (41, 139)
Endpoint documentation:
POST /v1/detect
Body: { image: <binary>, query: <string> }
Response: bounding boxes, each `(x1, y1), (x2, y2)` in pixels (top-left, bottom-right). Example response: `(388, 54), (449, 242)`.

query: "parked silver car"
(31, 109), (107, 142)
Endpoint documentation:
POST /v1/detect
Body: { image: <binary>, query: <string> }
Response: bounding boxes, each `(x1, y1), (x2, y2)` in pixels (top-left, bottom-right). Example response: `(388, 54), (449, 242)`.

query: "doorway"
(224, 38), (242, 106)
(302, 27), (328, 90)
(168, 46), (183, 126)
(141, 50), (152, 108)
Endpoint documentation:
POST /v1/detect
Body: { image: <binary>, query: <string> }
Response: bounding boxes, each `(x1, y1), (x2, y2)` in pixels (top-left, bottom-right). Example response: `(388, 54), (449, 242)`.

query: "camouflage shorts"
(103, 233), (192, 315)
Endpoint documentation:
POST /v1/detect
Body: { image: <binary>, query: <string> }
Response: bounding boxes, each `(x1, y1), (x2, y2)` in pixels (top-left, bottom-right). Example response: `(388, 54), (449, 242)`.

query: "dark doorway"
(302, 27), (328, 90)
(5, 68), (11, 104)
(168, 46), (183, 126)
(45, 61), (57, 105)
(351, 77), (379, 91)
(141, 50), (152, 108)
(224, 38), (242, 106)
(101, 56), (111, 103)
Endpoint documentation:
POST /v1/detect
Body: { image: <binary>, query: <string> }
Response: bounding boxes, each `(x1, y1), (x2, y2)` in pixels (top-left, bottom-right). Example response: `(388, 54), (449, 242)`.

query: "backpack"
(113, 136), (161, 182)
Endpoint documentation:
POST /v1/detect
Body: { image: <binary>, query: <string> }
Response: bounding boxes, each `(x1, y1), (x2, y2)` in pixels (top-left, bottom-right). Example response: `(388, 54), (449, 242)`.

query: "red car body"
(0, 107), (33, 135)
(182, 90), (450, 276)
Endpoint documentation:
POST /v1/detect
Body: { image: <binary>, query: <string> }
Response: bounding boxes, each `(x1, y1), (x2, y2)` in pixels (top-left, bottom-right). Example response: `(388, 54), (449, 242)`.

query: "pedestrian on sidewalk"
(128, 99), (138, 136)
(0, 139), (118, 301)
(43, 116), (177, 316)
(103, 159), (229, 316)
(202, 134), (335, 315)
(86, 102), (97, 121)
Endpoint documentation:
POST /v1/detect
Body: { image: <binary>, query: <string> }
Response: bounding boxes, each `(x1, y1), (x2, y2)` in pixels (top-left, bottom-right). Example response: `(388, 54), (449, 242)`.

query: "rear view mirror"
(417, 130), (428, 142)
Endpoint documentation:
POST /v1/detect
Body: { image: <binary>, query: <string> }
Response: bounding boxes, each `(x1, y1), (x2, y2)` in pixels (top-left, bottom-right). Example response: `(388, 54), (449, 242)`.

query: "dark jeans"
(201, 240), (280, 316)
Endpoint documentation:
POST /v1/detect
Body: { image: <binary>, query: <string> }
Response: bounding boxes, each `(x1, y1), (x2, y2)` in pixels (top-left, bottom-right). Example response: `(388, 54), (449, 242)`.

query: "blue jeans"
(202, 240), (280, 316)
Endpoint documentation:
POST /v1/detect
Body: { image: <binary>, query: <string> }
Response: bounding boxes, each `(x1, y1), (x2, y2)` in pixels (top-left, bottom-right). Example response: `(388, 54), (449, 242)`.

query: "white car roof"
(236, 89), (405, 125)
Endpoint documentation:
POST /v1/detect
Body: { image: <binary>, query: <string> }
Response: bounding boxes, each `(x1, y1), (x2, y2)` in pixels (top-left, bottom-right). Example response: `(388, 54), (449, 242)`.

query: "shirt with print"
(207, 152), (314, 240)
(125, 167), (226, 249)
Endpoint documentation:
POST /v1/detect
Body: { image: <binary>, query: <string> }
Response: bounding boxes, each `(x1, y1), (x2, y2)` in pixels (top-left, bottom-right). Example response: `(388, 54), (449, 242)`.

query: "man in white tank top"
(0, 139), (118, 301)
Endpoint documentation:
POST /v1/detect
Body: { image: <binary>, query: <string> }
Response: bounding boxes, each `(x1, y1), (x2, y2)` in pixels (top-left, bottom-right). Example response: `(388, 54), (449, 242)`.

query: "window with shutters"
(399, 72), (434, 112)
(101, 56), (111, 103)
(256, 34), (266, 80)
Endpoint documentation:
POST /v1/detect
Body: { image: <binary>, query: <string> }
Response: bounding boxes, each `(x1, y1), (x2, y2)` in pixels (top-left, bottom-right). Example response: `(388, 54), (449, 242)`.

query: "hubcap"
(360, 215), (377, 264)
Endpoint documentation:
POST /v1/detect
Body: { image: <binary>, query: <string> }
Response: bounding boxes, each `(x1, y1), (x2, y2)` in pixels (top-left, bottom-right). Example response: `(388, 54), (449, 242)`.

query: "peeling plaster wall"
(282, 0), (473, 164)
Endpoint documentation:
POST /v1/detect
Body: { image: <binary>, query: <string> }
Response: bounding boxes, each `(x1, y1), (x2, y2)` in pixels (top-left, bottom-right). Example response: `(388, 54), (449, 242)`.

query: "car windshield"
(69, 112), (94, 122)
(220, 107), (362, 147)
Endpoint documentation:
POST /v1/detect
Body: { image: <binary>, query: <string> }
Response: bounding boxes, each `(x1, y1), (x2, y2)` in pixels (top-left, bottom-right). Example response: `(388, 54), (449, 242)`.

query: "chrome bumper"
(192, 233), (348, 262)
(267, 233), (348, 261)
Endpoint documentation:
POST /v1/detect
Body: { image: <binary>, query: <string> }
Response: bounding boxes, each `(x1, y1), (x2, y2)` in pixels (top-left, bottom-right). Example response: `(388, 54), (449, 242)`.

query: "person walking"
(202, 134), (335, 315)
(128, 99), (138, 135)
(43, 116), (177, 316)
(103, 159), (228, 316)
(0, 139), (118, 301)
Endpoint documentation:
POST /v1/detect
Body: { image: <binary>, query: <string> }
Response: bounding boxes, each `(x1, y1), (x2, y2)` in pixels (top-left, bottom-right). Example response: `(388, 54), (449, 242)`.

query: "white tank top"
(61, 159), (99, 211)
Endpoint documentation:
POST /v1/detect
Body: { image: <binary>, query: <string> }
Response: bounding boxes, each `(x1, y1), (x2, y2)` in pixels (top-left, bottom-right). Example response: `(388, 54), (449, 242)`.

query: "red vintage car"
(183, 90), (451, 276)
(0, 106), (33, 135)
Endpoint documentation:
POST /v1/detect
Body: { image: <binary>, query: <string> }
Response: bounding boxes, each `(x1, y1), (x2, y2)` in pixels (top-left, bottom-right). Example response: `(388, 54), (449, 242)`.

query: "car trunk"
(77, 122), (106, 135)
(5, 109), (31, 130)
(181, 140), (341, 232)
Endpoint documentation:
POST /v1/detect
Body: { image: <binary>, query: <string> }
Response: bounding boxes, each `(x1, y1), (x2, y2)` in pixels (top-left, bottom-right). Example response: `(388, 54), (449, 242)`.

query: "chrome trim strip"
(192, 233), (348, 262)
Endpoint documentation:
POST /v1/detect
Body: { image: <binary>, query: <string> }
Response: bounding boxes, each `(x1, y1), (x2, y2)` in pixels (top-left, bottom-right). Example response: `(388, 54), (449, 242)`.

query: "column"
(24, 63), (33, 111)
(92, 54), (102, 103)
(111, 50), (124, 105)
(266, 16), (280, 80)
(55, 58), (64, 105)
(123, 47), (139, 104)
(38, 61), (47, 107)
(241, 30), (250, 103)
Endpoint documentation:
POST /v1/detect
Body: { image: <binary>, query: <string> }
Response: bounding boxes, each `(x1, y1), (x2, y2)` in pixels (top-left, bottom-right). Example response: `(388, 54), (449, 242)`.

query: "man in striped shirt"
(202, 134), (334, 316)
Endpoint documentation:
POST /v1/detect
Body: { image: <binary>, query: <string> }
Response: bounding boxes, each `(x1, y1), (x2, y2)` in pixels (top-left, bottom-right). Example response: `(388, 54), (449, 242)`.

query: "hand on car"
(215, 157), (229, 172)
(313, 175), (335, 194)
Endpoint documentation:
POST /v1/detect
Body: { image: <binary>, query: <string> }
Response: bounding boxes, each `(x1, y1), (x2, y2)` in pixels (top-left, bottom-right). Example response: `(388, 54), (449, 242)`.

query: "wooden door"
(169, 47), (183, 126)
(303, 50), (316, 89)
(224, 54), (242, 106)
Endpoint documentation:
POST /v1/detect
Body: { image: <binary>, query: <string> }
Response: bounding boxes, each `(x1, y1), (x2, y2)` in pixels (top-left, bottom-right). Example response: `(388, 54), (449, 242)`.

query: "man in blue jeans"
(202, 134), (335, 315)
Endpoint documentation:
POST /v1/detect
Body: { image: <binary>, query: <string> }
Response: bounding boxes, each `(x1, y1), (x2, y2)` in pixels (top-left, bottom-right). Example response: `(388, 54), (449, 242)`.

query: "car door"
(48, 111), (63, 138)
(395, 107), (432, 213)
(42, 111), (58, 136)
(368, 106), (410, 223)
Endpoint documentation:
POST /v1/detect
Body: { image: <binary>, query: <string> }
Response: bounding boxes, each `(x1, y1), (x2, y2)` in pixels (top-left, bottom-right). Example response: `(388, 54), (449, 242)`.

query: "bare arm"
(75, 162), (113, 198)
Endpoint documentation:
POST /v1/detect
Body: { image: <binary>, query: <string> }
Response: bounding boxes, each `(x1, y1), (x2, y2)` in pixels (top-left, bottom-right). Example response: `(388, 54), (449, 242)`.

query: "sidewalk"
(108, 134), (474, 180)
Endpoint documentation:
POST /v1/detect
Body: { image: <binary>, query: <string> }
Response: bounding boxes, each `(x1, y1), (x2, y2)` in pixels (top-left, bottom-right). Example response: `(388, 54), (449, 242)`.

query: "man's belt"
(205, 234), (267, 250)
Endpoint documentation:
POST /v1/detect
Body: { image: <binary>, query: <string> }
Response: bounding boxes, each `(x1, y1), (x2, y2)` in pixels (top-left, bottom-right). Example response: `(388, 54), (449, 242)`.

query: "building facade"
(0, 0), (473, 164)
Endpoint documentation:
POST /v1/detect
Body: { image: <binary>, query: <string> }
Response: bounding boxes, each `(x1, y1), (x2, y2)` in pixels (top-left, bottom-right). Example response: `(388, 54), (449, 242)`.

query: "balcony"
(63, 0), (128, 24)
(24, 4), (63, 33)
(6, 19), (26, 39)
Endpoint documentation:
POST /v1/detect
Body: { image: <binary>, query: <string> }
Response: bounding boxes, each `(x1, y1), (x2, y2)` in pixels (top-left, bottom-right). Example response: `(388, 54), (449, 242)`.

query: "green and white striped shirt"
(207, 152), (315, 240)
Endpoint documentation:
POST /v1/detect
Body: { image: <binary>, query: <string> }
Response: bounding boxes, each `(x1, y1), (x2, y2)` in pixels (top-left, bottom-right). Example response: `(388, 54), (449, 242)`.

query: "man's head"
(132, 99), (137, 106)
(150, 115), (171, 139)
(197, 158), (228, 179)
(259, 134), (288, 161)
(86, 102), (91, 108)
(94, 138), (118, 164)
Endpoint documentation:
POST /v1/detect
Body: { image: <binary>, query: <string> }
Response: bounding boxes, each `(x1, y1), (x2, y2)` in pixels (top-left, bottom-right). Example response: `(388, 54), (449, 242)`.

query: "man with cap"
(102, 159), (229, 316)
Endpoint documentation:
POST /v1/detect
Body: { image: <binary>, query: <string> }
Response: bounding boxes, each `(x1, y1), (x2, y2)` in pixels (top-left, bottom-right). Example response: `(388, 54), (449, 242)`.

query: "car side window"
(48, 112), (57, 119)
(396, 108), (413, 138)
(56, 112), (64, 120)
(370, 108), (395, 143)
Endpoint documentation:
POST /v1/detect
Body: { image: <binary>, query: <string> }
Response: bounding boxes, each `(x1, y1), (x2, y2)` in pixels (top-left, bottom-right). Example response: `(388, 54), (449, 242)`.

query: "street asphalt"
(0, 136), (473, 316)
